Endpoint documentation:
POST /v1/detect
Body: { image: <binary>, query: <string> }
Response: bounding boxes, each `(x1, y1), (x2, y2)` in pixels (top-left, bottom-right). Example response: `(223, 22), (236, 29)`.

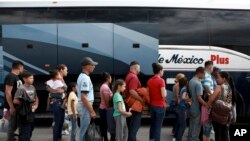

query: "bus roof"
(0, 0), (250, 10)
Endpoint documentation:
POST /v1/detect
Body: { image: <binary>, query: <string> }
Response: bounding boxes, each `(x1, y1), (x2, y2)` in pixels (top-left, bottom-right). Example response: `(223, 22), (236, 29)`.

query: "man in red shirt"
(125, 61), (143, 141)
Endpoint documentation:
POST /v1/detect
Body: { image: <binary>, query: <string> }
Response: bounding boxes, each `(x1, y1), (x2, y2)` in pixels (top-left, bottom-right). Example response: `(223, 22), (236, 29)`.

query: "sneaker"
(172, 138), (176, 141)
(62, 130), (69, 135)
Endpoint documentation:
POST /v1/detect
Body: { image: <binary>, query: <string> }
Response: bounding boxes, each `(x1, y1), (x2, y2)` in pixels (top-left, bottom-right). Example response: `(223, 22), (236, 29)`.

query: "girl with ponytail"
(208, 71), (237, 141)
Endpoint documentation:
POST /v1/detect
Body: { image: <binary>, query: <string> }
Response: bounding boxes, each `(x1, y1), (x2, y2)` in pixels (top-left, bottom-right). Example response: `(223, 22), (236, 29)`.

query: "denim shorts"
(203, 122), (213, 137)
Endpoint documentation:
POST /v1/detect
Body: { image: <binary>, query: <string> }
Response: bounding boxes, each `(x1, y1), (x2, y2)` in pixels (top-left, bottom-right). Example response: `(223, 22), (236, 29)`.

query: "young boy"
(13, 71), (39, 141)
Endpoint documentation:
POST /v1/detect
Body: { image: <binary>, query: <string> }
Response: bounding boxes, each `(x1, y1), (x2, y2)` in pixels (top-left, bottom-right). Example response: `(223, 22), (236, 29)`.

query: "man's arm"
(197, 95), (207, 107)
(81, 93), (96, 118)
(130, 90), (143, 103)
(5, 85), (15, 114)
(196, 83), (208, 107)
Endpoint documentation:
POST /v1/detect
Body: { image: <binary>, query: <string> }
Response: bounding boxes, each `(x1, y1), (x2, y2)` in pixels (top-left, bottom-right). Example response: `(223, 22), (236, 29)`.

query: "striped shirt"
(202, 71), (215, 91)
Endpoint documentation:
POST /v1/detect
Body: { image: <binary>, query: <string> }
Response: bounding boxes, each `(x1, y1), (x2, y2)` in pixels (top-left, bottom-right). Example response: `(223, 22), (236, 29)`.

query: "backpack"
(211, 84), (232, 125)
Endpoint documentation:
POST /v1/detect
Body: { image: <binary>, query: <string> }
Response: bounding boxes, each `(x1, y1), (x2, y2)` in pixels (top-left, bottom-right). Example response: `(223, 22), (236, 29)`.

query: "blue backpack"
(0, 91), (4, 119)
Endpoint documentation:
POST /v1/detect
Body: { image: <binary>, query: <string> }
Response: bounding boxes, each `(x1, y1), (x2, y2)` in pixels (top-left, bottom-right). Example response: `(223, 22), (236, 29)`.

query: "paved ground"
(0, 125), (214, 141)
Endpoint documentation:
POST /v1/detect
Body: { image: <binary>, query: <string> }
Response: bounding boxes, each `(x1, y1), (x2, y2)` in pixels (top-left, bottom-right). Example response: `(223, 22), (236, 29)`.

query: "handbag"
(211, 85), (232, 125)
(85, 121), (102, 141)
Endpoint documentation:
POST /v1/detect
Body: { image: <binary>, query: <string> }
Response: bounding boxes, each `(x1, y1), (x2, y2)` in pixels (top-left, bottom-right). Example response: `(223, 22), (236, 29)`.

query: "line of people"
(171, 61), (237, 141)
(4, 61), (38, 141)
(3, 58), (237, 141)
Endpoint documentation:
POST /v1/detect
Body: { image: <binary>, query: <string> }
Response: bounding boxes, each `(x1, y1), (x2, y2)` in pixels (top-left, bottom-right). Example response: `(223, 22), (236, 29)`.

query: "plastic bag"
(85, 122), (102, 141)
(0, 117), (9, 132)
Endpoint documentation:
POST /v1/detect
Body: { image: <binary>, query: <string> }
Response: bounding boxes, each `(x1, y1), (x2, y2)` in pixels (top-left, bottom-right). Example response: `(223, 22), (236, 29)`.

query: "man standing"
(125, 61), (143, 141)
(188, 67), (207, 141)
(77, 57), (97, 141)
(5, 60), (24, 141)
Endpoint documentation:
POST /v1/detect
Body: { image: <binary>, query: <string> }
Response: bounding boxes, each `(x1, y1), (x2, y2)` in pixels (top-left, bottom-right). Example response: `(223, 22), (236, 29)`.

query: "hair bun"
(152, 63), (157, 68)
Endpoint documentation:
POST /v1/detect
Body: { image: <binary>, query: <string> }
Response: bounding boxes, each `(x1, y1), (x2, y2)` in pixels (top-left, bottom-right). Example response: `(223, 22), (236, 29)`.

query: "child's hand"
(125, 112), (132, 117)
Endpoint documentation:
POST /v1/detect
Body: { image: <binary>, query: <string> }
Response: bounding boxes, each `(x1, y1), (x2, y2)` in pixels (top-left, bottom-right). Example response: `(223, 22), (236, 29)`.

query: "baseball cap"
(81, 57), (98, 66)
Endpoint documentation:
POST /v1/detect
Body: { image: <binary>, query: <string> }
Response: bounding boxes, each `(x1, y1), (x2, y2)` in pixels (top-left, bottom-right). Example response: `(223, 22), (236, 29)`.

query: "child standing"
(13, 71), (39, 141)
(113, 79), (132, 141)
(67, 82), (78, 141)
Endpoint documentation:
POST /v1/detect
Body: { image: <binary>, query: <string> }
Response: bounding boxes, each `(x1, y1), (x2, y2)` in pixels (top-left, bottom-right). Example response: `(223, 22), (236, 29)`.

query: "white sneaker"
(172, 138), (176, 141)
(62, 130), (69, 135)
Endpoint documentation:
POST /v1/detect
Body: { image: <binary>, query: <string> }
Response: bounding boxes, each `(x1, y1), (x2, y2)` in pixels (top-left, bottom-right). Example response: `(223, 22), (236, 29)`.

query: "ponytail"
(219, 71), (237, 105)
(102, 72), (111, 83)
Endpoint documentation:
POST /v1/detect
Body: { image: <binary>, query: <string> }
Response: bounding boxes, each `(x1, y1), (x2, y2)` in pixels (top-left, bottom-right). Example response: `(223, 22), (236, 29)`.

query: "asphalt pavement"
(0, 125), (215, 141)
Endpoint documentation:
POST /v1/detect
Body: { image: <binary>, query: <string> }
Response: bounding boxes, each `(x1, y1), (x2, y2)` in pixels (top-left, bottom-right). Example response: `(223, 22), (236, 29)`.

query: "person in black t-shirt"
(4, 60), (24, 141)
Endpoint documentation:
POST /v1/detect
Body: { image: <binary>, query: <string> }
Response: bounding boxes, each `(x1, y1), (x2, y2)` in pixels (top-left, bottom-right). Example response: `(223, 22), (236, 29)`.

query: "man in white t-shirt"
(77, 57), (98, 141)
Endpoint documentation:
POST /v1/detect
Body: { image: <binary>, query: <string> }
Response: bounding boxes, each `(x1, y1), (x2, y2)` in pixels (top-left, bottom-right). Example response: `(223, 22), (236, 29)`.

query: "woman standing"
(171, 73), (185, 136)
(57, 64), (69, 135)
(208, 72), (237, 141)
(46, 70), (66, 141)
(174, 77), (191, 141)
(99, 72), (113, 141)
(147, 63), (167, 141)
(47, 64), (68, 141)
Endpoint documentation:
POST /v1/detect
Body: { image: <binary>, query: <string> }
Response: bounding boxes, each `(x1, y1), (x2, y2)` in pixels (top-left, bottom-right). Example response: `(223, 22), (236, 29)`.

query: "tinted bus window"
(208, 10), (250, 55)
(149, 9), (208, 45)
(86, 8), (149, 23)
(24, 8), (58, 23)
(0, 9), (25, 24)
(56, 8), (87, 23)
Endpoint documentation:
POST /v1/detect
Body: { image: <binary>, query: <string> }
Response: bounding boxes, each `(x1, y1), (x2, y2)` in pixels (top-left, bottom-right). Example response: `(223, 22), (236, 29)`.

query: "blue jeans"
(53, 101), (65, 141)
(128, 111), (142, 141)
(77, 103), (91, 141)
(188, 112), (201, 141)
(149, 106), (166, 141)
(69, 115), (77, 141)
(175, 107), (187, 141)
